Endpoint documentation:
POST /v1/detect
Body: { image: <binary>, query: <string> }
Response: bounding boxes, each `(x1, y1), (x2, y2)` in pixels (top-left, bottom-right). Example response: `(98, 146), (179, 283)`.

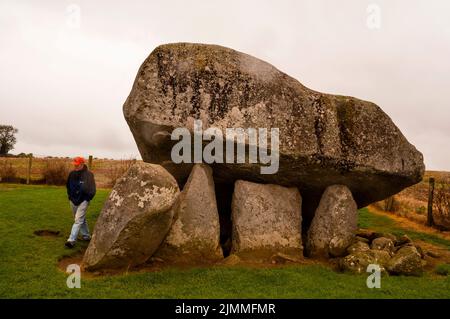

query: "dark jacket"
(66, 165), (96, 205)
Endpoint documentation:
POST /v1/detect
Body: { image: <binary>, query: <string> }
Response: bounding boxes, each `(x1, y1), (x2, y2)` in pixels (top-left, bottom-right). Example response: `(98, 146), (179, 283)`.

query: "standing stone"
(306, 185), (357, 258)
(154, 164), (223, 263)
(231, 180), (302, 259)
(83, 162), (179, 270)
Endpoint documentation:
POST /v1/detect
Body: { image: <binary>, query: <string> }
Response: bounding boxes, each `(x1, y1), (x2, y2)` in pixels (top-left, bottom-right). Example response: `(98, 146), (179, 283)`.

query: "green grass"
(435, 264), (450, 276)
(0, 184), (449, 298)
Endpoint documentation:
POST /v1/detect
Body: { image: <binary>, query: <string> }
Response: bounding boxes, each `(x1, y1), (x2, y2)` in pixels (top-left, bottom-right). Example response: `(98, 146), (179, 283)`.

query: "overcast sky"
(0, 0), (449, 170)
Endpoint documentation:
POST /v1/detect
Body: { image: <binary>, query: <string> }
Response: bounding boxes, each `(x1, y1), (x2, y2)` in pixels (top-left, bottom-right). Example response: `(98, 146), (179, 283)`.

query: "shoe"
(81, 236), (91, 242)
(65, 241), (75, 248)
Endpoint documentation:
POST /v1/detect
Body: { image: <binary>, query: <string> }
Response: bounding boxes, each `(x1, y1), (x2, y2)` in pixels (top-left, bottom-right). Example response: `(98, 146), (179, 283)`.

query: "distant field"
(372, 171), (450, 228)
(0, 157), (138, 188)
(0, 184), (450, 298)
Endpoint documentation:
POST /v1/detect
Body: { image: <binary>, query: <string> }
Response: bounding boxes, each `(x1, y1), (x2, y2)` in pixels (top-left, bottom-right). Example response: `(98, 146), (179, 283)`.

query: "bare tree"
(0, 125), (18, 156)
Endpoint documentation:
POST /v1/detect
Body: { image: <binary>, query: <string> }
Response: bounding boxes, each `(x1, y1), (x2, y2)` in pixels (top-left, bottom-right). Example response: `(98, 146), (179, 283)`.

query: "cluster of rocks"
(339, 232), (425, 276)
(83, 43), (426, 275)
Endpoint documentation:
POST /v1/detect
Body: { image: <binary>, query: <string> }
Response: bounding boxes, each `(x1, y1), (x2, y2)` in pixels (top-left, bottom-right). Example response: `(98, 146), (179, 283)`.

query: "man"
(65, 156), (96, 248)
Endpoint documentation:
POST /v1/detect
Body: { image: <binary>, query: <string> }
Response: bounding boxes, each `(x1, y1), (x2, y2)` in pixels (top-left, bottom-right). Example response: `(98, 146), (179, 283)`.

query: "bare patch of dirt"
(58, 252), (83, 272)
(56, 248), (330, 279)
(57, 251), (116, 279)
(34, 229), (60, 237)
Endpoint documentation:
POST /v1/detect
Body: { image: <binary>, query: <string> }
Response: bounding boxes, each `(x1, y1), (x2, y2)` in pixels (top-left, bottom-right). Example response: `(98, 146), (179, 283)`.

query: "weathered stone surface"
(386, 245), (423, 276)
(371, 237), (395, 255)
(340, 250), (391, 274)
(123, 42), (424, 225)
(415, 244), (425, 259)
(83, 162), (179, 270)
(356, 229), (377, 242)
(347, 241), (370, 255)
(231, 180), (302, 258)
(374, 232), (397, 242)
(355, 236), (369, 244)
(306, 185), (358, 258)
(395, 234), (412, 246)
(154, 164), (223, 263)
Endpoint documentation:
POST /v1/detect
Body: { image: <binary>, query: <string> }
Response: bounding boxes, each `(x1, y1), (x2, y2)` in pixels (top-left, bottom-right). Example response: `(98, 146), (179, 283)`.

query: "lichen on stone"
(109, 190), (124, 207)
(127, 185), (178, 209)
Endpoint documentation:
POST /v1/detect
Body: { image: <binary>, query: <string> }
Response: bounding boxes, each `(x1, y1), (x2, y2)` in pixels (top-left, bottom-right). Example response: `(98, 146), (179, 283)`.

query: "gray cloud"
(0, 0), (449, 169)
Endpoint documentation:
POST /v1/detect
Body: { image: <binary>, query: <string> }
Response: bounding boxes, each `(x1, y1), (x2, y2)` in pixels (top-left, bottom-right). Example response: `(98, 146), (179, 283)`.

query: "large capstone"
(123, 43), (424, 224)
(306, 185), (358, 258)
(154, 164), (223, 263)
(82, 162), (179, 270)
(231, 180), (302, 259)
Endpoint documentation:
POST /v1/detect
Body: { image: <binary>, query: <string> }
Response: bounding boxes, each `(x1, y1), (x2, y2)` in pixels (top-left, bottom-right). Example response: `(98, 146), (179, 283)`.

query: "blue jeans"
(68, 200), (90, 242)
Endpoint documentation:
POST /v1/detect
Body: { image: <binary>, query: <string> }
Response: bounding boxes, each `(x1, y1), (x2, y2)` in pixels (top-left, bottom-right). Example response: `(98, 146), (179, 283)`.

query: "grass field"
(373, 171), (450, 228)
(0, 184), (449, 299)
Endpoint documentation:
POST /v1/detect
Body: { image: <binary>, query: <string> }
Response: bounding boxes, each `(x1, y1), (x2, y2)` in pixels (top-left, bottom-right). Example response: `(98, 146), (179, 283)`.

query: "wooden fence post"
(427, 177), (435, 227)
(26, 155), (33, 185)
(384, 196), (394, 212)
(88, 155), (93, 170)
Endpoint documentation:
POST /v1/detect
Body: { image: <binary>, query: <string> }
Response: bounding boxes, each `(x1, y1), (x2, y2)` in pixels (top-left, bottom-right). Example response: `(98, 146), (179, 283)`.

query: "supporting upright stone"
(306, 185), (357, 258)
(154, 164), (223, 263)
(83, 162), (179, 270)
(231, 180), (302, 260)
